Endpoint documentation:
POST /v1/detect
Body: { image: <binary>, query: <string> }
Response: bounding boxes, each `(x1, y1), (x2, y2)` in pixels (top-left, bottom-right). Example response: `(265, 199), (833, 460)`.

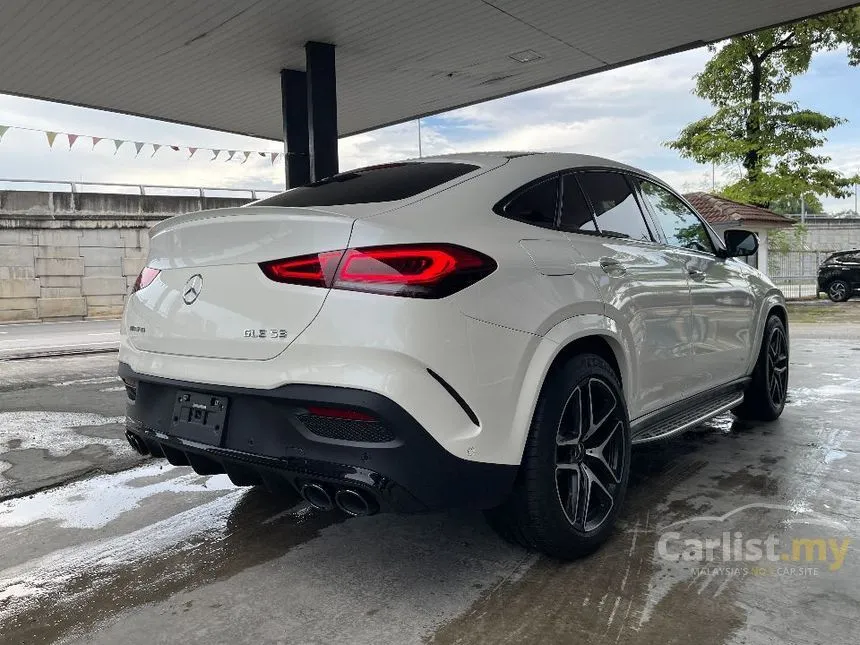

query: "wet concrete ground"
(0, 353), (144, 497)
(0, 323), (858, 645)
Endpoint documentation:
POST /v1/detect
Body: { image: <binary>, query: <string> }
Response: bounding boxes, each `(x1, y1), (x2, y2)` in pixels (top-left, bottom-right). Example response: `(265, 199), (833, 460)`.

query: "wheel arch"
(509, 314), (633, 466)
(746, 292), (788, 375)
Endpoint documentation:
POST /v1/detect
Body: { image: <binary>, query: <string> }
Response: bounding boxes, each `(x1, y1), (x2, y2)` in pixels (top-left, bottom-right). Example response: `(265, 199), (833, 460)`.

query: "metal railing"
(768, 250), (839, 299)
(0, 178), (280, 200)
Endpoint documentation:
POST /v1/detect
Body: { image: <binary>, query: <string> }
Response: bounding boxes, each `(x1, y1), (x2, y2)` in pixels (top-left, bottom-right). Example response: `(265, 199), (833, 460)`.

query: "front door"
(637, 180), (756, 394)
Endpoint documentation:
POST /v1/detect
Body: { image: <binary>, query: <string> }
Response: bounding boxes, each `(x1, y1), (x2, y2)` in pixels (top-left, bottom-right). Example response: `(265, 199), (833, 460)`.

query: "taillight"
(131, 267), (160, 293)
(259, 244), (496, 298)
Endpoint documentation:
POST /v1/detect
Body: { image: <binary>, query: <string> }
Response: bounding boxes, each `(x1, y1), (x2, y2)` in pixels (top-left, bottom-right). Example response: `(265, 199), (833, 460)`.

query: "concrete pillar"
(305, 41), (338, 182)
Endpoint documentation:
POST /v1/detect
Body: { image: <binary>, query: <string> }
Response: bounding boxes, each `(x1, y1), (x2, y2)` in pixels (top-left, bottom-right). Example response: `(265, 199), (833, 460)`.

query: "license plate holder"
(170, 391), (229, 445)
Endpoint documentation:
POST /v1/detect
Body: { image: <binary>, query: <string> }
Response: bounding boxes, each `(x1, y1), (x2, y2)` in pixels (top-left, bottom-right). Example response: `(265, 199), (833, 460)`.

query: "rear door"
(637, 179), (756, 393)
(560, 171), (694, 418)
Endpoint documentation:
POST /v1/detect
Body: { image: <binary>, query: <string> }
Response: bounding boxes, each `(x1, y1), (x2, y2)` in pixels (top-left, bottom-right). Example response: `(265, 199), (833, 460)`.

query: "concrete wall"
(0, 190), (251, 322)
(800, 216), (860, 251)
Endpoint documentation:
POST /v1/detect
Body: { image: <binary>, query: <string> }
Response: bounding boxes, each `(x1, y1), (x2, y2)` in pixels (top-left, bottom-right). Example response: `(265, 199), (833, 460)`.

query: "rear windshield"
(253, 162), (479, 207)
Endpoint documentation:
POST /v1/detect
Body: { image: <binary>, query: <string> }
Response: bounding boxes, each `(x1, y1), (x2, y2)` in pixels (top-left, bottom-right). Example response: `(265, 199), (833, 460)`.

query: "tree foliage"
(768, 193), (823, 215)
(667, 9), (860, 208)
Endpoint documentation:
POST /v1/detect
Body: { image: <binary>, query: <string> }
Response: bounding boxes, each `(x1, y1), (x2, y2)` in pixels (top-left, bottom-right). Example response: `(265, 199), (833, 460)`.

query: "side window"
(560, 174), (598, 233)
(502, 177), (559, 228)
(639, 181), (714, 253)
(576, 172), (652, 241)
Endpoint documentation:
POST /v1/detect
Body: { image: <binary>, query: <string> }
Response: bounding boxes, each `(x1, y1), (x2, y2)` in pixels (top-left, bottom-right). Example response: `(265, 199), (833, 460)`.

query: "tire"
(485, 353), (631, 560)
(826, 280), (850, 302)
(733, 314), (788, 422)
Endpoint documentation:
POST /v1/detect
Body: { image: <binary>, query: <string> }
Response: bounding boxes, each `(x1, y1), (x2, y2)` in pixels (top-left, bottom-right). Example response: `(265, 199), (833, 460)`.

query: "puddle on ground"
(0, 468), (340, 645)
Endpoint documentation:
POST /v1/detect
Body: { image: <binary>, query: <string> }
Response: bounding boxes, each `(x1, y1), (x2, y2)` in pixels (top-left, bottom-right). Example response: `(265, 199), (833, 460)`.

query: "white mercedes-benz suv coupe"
(120, 152), (788, 559)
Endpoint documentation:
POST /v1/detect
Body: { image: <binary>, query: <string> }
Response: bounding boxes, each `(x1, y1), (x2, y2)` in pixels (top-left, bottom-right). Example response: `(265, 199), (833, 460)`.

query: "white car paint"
(120, 152), (784, 467)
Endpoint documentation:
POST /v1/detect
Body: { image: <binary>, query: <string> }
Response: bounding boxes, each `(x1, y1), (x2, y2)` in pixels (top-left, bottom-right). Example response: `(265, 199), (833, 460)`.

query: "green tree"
(667, 9), (860, 208)
(769, 193), (823, 215)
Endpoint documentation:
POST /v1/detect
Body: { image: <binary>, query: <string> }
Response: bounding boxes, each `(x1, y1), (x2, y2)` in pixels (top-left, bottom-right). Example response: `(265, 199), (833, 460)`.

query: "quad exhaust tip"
(299, 482), (378, 517)
(125, 431), (150, 456)
(300, 483), (334, 511)
(335, 488), (377, 517)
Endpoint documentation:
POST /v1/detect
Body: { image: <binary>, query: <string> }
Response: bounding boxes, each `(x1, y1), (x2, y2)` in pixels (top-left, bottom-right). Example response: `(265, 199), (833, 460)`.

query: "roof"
(684, 192), (796, 228)
(0, 0), (851, 140)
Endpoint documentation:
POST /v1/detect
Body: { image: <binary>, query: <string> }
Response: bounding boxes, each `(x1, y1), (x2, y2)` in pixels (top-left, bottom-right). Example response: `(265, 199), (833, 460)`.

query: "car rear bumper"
(119, 362), (517, 513)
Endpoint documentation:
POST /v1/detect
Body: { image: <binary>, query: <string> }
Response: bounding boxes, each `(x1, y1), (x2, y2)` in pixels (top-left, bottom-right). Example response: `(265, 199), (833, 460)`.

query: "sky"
(1, 45), (860, 212)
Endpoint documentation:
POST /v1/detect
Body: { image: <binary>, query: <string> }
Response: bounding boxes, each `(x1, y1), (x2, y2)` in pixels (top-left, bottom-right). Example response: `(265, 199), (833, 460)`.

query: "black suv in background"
(818, 250), (860, 301)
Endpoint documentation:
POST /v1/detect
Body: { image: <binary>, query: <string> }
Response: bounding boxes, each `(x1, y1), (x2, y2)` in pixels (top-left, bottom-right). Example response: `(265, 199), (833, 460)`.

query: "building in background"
(685, 192), (795, 274)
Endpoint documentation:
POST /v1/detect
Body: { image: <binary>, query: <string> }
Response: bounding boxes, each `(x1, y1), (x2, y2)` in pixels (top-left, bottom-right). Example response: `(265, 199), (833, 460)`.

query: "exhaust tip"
(300, 483), (334, 511)
(334, 489), (377, 517)
(125, 430), (150, 456)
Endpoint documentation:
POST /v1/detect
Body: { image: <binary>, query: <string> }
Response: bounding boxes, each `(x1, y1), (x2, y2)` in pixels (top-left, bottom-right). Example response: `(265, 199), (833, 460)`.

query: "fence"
(0, 178), (279, 211)
(768, 250), (837, 299)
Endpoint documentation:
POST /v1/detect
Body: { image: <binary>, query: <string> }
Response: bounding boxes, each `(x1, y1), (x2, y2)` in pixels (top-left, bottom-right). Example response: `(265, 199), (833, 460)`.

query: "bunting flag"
(0, 124), (285, 167)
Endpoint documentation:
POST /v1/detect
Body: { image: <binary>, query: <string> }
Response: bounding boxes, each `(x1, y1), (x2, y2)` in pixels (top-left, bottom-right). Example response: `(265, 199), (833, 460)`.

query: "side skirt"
(630, 378), (750, 445)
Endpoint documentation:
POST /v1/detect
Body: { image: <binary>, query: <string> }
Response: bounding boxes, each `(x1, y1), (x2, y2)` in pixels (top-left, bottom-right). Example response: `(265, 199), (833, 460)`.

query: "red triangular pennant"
(67, 134), (79, 150)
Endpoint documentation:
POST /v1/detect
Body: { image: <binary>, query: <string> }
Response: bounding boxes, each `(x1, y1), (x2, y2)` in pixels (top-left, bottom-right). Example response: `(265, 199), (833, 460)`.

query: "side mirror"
(722, 229), (758, 257)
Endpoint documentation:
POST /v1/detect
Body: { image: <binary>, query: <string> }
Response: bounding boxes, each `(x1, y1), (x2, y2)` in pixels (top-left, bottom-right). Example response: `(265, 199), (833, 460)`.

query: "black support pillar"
(305, 41), (338, 181)
(280, 69), (310, 188)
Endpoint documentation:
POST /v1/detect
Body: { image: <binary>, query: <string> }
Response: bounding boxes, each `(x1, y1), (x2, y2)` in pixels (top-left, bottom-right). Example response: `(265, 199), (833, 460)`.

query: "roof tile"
(684, 192), (795, 227)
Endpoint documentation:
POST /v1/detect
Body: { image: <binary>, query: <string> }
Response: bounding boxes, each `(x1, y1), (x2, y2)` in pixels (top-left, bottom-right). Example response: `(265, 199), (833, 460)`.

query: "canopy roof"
(0, 0), (852, 139)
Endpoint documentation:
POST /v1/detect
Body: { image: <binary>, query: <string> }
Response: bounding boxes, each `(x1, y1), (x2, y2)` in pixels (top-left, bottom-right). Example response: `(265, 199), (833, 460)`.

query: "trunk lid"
(125, 206), (355, 360)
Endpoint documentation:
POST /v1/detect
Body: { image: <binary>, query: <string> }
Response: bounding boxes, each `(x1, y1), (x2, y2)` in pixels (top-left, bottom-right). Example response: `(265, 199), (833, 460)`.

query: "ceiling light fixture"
(508, 49), (544, 64)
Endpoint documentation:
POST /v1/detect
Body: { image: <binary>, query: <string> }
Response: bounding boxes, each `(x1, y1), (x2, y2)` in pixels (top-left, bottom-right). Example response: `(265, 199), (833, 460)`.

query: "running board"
(630, 381), (748, 445)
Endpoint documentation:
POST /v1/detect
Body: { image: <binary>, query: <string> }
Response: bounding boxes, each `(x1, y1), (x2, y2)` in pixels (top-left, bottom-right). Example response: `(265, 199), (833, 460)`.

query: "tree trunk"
(744, 58), (762, 191)
(742, 57), (769, 206)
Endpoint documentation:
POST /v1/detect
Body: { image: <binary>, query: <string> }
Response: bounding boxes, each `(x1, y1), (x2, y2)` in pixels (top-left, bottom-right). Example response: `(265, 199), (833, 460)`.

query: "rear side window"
(254, 162), (479, 207)
(501, 176), (559, 228)
(560, 174), (598, 233)
(576, 172), (652, 241)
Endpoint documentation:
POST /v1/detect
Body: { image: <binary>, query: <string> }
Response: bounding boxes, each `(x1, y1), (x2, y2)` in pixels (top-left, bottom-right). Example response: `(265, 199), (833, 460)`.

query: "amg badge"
(244, 329), (289, 339)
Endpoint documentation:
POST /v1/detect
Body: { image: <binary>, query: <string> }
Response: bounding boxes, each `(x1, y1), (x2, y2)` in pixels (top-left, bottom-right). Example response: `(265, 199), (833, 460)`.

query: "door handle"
(600, 258), (627, 277)
(687, 268), (706, 282)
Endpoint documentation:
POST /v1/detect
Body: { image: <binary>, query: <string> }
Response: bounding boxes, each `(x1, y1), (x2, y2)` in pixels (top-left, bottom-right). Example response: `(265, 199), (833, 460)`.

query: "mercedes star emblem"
(182, 274), (204, 305)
